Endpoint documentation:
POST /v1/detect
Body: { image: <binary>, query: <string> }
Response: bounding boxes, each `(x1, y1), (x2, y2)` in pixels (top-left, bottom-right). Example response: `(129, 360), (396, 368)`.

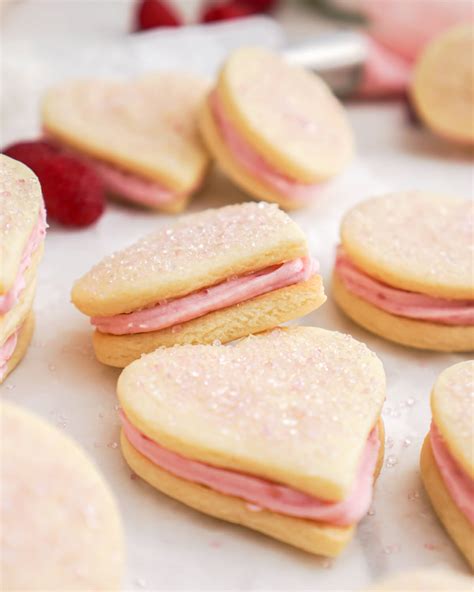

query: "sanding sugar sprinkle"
(434, 361), (473, 451)
(0, 156), (42, 244)
(78, 202), (293, 292)
(343, 193), (473, 286)
(123, 328), (385, 472)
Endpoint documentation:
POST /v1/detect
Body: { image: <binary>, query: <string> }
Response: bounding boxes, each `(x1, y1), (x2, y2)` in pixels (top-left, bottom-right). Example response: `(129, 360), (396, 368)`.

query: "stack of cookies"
(0, 155), (47, 383)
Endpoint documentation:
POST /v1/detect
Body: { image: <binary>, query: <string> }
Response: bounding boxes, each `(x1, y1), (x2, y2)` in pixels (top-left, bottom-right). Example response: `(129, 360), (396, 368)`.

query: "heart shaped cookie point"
(118, 327), (385, 556)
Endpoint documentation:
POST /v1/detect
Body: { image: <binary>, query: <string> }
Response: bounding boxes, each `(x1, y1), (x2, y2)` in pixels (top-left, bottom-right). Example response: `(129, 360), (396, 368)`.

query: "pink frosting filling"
(210, 91), (322, 202)
(121, 411), (380, 526)
(335, 248), (474, 326)
(0, 329), (18, 380)
(92, 256), (318, 336)
(45, 134), (193, 207)
(430, 423), (474, 525)
(0, 205), (47, 315)
(90, 159), (182, 207)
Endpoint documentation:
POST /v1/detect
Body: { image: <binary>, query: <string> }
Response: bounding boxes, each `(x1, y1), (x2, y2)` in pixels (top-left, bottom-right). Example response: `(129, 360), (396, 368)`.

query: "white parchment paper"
(1, 8), (472, 591)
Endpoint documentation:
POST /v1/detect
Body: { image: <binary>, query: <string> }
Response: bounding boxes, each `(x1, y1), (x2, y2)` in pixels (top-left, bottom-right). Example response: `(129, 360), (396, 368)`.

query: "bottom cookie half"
(121, 420), (384, 558)
(332, 273), (474, 352)
(93, 276), (325, 368)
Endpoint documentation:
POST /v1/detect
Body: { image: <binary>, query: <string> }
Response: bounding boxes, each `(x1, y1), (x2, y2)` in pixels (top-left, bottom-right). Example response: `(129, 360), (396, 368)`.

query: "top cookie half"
(42, 73), (210, 193)
(341, 192), (473, 299)
(215, 47), (354, 183)
(72, 202), (309, 317)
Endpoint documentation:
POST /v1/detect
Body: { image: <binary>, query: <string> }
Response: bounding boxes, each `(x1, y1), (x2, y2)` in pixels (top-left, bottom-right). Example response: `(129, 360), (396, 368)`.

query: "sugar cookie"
(199, 47), (353, 210)
(1, 402), (124, 590)
(0, 155), (46, 382)
(72, 202), (326, 367)
(420, 361), (474, 569)
(412, 25), (474, 145)
(42, 73), (210, 213)
(333, 192), (473, 351)
(118, 327), (385, 557)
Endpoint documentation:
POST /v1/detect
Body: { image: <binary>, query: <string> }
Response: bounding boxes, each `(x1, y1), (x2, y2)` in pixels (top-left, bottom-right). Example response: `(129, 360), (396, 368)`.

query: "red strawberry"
(134, 0), (182, 31)
(4, 140), (105, 228)
(245, 0), (277, 10)
(201, 1), (257, 23)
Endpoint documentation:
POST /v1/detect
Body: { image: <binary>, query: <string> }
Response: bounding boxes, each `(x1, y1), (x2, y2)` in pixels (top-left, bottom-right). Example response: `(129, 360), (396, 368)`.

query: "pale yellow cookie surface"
(93, 275), (326, 367)
(199, 97), (309, 210)
(332, 273), (474, 352)
(42, 73), (210, 192)
(366, 567), (474, 591)
(341, 193), (473, 299)
(412, 25), (474, 145)
(431, 361), (474, 479)
(72, 202), (309, 317)
(122, 420), (384, 559)
(216, 47), (353, 182)
(0, 402), (124, 590)
(0, 309), (34, 384)
(0, 155), (43, 295)
(420, 436), (474, 569)
(118, 327), (385, 502)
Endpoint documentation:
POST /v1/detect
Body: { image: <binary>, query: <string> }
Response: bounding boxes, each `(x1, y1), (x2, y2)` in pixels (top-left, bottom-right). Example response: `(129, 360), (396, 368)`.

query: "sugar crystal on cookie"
(125, 328), (384, 473)
(81, 202), (292, 293)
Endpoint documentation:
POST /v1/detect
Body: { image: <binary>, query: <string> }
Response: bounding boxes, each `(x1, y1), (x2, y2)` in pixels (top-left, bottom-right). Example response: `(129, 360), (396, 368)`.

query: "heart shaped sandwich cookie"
(0, 155), (46, 382)
(42, 73), (210, 213)
(421, 361), (474, 569)
(72, 202), (326, 367)
(1, 402), (124, 590)
(412, 25), (474, 146)
(118, 327), (386, 557)
(199, 47), (354, 210)
(333, 192), (474, 352)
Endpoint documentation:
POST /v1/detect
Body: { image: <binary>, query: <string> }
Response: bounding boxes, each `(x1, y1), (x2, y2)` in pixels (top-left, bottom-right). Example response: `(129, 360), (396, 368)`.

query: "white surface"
(1, 5), (473, 591)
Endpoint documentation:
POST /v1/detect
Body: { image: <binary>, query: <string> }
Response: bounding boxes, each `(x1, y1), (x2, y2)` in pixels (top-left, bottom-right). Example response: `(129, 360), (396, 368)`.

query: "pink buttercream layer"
(335, 249), (474, 326)
(430, 423), (474, 525)
(92, 256), (318, 335)
(0, 205), (47, 315)
(44, 134), (192, 207)
(89, 158), (198, 207)
(0, 329), (18, 380)
(210, 91), (322, 202)
(121, 411), (380, 526)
